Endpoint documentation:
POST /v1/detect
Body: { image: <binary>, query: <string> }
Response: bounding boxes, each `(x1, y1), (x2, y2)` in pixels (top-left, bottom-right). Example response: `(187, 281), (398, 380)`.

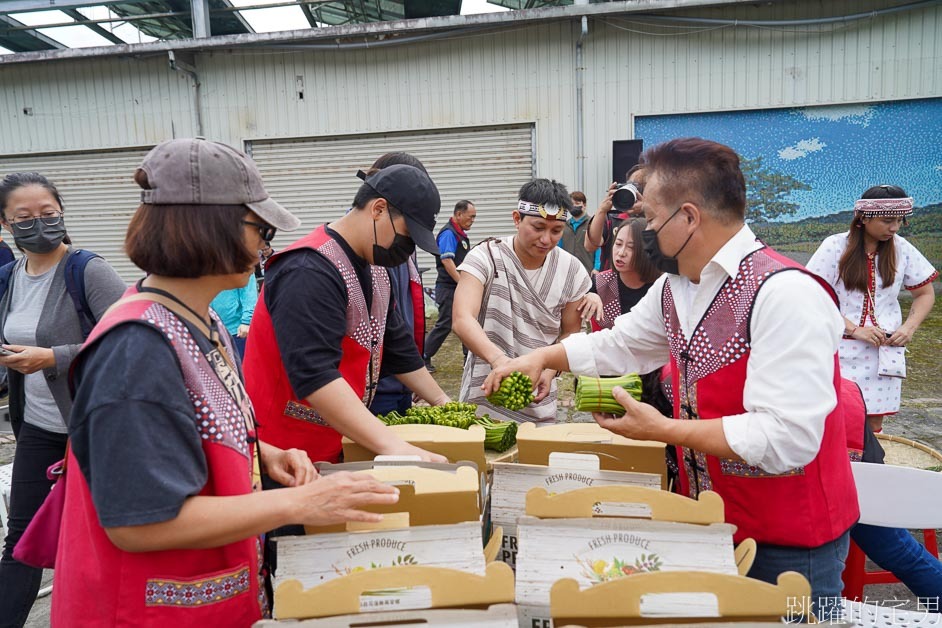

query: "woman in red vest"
(52, 138), (399, 627)
(590, 218), (661, 332)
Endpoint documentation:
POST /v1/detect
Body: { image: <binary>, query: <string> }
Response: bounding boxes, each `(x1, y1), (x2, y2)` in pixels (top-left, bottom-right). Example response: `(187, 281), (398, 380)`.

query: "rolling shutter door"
(247, 125), (534, 278)
(0, 148), (152, 283)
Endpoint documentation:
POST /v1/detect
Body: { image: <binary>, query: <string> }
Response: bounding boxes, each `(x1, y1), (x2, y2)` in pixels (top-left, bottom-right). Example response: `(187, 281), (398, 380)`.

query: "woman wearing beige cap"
(51, 138), (399, 626)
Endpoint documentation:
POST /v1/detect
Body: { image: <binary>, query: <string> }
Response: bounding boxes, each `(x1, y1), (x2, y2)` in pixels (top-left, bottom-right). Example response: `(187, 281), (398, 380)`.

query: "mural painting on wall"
(634, 98), (942, 267)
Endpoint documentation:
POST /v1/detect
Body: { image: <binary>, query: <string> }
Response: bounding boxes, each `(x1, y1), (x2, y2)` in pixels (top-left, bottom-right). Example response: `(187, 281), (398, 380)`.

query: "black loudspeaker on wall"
(612, 139), (644, 183)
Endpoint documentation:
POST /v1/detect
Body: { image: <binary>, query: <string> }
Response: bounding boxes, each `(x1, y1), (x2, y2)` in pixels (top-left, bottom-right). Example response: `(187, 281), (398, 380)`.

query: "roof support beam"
(0, 0), (155, 15)
(0, 13), (65, 49)
(300, 3), (320, 28)
(62, 8), (126, 44)
(191, 0), (211, 37)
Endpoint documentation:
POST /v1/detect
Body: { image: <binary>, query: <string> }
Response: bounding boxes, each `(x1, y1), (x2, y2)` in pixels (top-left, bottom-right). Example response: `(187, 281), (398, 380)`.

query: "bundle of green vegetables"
(376, 401), (517, 452)
(574, 374), (643, 413)
(486, 371), (535, 411)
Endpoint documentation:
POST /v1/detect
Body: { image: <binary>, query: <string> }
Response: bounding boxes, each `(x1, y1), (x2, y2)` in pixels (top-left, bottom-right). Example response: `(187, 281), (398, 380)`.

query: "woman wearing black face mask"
(0, 172), (126, 627)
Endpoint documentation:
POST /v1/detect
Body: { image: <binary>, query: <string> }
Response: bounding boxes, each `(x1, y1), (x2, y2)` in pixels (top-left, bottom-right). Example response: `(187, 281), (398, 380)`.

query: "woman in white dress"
(807, 185), (938, 433)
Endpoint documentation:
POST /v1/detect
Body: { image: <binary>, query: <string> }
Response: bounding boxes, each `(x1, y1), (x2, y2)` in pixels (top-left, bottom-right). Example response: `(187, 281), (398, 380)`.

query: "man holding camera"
(585, 165), (645, 272)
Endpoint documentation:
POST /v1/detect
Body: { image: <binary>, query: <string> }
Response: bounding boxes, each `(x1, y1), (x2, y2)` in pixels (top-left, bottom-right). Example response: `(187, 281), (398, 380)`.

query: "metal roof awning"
(0, 0), (467, 53)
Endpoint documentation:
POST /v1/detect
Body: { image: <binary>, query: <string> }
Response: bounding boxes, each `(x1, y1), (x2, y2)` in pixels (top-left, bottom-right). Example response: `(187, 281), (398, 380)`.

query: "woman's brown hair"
(617, 217), (662, 284)
(125, 169), (256, 278)
(837, 185), (906, 293)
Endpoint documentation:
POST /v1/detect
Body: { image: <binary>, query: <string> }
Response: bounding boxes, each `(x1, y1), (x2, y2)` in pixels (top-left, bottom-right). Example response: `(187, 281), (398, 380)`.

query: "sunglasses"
(242, 220), (276, 242)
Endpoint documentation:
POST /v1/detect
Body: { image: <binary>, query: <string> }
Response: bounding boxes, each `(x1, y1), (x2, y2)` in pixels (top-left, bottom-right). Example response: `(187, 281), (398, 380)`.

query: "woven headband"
(517, 200), (569, 221)
(853, 197), (914, 217)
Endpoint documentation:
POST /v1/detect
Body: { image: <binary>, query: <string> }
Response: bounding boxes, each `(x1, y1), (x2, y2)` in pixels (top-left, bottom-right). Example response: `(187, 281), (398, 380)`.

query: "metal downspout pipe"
(168, 50), (204, 137)
(575, 10), (588, 193)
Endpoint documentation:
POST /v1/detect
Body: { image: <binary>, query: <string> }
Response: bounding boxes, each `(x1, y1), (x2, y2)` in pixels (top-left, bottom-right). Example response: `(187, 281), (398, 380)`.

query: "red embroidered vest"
(52, 293), (264, 626)
(663, 246), (859, 547)
(407, 257), (425, 356)
(243, 226), (390, 464)
(592, 270), (621, 332)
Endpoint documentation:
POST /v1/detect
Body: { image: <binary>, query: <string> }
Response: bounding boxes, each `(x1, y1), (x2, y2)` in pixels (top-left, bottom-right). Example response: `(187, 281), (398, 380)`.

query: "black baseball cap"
(358, 164), (441, 255)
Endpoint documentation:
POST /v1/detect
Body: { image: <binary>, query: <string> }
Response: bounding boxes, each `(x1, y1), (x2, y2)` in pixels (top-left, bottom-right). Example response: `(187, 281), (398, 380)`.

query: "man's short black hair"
(517, 179), (574, 213)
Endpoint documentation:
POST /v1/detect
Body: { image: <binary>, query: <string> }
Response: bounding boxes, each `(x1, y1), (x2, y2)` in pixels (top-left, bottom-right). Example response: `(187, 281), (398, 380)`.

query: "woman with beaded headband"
(807, 185), (938, 433)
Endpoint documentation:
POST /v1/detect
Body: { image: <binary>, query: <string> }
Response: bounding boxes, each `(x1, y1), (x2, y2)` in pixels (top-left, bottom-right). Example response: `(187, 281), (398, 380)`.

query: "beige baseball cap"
(137, 137), (300, 231)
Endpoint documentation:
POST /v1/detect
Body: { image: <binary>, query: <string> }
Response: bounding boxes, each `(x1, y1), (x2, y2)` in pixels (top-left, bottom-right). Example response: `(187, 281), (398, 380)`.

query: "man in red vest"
(485, 138), (859, 619)
(243, 164), (450, 465)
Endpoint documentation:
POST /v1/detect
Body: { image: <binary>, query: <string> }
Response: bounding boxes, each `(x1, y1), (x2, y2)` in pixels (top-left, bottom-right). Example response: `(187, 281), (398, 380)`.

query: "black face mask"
(372, 209), (415, 267)
(13, 217), (68, 254)
(641, 207), (694, 275)
(570, 205), (585, 217)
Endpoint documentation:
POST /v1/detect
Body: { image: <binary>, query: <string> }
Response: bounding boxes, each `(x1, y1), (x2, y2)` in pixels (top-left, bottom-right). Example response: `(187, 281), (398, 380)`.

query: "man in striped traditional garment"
(453, 178), (599, 423)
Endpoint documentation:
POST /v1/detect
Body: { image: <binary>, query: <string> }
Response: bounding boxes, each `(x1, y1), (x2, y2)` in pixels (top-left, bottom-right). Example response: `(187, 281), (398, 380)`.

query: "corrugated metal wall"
(247, 125), (534, 274)
(0, 0), (939, 212)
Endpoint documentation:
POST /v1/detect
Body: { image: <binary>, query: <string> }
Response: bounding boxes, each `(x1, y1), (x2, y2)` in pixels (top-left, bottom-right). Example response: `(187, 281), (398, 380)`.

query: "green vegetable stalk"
(376, 401), (517, 452)
(574, 374), (643, 413)
(486, 371), (535, 411)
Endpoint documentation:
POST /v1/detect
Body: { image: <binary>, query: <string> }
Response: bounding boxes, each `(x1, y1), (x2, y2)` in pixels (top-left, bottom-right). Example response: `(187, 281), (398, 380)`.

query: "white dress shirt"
(562, 225), (844, 474)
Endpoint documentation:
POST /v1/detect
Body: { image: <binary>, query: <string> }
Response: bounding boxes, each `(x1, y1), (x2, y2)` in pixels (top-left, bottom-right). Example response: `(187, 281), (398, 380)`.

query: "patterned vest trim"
(661, 246), (858, 547)
(594, 270), (621, 331)
(53, 292), (265, 626)
(435, 219), (471, 288)
(243, 225), (390, 463)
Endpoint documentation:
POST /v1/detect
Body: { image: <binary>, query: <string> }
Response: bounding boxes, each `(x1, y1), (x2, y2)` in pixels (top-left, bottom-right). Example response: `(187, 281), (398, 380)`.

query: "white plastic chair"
(841, 462), (942, 626)
(851, 462), (942, 529)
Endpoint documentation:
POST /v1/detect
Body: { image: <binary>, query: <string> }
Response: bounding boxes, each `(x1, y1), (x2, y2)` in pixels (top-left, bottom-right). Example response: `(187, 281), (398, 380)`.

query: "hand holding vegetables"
(591, 385), (670, 443)
(486, 371), (535, 411)
(481, 352), (547, 400)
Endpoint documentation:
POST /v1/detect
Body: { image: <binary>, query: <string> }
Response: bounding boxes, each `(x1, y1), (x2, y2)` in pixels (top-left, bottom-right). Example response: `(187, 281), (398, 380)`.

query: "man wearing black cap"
(244, 164), (450, 465)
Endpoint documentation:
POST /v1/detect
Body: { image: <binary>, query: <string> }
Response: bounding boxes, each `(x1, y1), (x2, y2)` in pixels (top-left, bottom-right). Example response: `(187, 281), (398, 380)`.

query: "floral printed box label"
(490, 463), (660, 569)
(515, 517), (737, 628)
(273, 521), (486, 591)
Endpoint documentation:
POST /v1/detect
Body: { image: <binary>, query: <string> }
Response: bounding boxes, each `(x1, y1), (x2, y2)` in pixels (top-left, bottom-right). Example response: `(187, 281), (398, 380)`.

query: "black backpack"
(0, 249), (101, 338)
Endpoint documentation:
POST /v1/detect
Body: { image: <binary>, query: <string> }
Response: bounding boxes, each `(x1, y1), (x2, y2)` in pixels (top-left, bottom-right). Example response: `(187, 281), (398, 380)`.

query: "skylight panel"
(76, 6), (157, 44)
(229, 0), (308, 33)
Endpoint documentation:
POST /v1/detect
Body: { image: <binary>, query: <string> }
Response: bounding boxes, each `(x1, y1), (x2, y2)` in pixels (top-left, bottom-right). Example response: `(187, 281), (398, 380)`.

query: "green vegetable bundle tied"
(475, 415), (518, 453)
(486, 371), (535, 411)
(376, 401), (517, 452)
(574, 374), (643, 413)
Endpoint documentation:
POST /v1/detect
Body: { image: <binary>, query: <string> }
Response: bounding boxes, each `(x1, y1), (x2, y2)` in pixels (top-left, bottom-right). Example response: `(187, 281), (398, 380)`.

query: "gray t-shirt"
(4, 264), (66, 433)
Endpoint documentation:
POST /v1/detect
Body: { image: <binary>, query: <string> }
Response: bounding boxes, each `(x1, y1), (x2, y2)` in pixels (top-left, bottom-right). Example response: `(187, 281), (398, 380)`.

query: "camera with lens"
(611, 182), (641, 212)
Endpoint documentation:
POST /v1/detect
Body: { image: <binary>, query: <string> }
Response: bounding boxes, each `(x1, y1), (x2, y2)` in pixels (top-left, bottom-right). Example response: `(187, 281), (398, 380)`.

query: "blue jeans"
(852, 523), (942, 601)
(747, 530), (850, 621)
(232, 335), (246, 358)
(368, 389), (412, 416)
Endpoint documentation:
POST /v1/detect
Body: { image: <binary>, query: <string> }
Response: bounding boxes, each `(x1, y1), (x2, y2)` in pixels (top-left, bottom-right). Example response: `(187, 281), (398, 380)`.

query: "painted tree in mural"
(740, 155), (811, 222)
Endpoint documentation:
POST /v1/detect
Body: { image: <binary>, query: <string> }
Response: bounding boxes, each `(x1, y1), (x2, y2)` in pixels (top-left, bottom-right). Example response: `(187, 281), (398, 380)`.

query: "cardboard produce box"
(255, 602), (519, 627)
(342, 424), (487, 473)
(550, 570), (811, 627)
(308, 461), (482, 533)
(273, 561), (515, 620)
(515, 423), (667, 487)
(491, 454), (661, 568)
(516, 518), (739, 628)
